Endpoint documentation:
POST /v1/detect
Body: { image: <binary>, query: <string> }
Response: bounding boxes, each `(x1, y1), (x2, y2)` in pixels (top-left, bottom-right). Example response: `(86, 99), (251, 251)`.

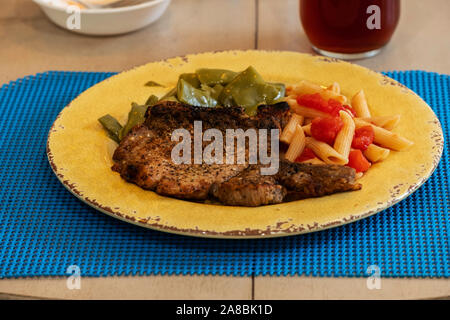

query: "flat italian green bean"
(119, 103), (148, 140)
(98, 114), (122, 143)
(268, 82), (286, 101)
(145, 94), (159, 106)
(177, 79), (217, 108)
(196, 68), (237, 86)
(159, 87), (178, 101)
(179, 73), (201, 88)
(144, 81), (164, 87)
(219, 66), (285, 115)
(141, 66), (285, 115)
(201, 84), (224, 101)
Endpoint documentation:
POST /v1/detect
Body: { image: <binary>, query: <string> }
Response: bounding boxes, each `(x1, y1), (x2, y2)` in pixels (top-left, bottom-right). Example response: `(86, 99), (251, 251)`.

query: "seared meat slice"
(112, 101), (289, 200)
(112, 125), (246, 199)
(144, 100), (290, 135)
(278, 161), (362, 202)
(155, 163), (246, 200)
(112, 100), (361, 205)
(210, 165), (286, 207)
(211, 161), (361, 206)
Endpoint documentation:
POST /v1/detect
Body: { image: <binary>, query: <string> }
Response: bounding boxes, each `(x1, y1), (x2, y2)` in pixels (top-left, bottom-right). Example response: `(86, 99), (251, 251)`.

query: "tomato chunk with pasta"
(297, 93), (328, 113)
(327, 99), (356, 117)
(310, 117), (343, 145)
(348, 149), (371, 172)
(297, 93), (355, 117)
(295, 147), (316, 162)
(352, 126), (374, 151)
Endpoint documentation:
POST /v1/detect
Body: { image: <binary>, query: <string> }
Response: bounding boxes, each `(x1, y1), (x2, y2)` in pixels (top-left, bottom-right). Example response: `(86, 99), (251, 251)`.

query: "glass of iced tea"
(300, 0), (400, 59)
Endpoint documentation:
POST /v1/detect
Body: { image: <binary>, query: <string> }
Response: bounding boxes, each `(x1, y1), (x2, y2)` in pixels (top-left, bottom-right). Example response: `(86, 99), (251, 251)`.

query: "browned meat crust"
(112, 101), (361, 206)
(210, 165), (286, 206)
(112, 101), (288, 200)
(279, 161), (361, 202)
(211, 161), (361, 206)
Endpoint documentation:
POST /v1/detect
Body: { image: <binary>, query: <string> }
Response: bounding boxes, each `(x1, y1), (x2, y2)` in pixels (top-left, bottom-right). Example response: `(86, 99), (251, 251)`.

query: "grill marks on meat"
(112, 101), (361, 206)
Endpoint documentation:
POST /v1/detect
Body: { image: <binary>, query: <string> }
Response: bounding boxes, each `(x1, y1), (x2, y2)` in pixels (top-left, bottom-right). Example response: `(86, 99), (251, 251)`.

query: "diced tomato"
(352, 126), (375, 151)
(296, 93), (329, 113)
(297, 94), (355, 118)
(347, 149), (371, 172)
(328, 100), (356, 117)
(295, 147), (316, 162)
(327, 99), (344, 116)
(343, 105), (357, 117)
(310, 117), (344, 145)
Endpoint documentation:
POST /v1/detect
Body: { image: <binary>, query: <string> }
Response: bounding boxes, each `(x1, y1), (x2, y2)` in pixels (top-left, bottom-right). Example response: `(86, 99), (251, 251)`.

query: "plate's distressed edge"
(46, 50), (445, 239)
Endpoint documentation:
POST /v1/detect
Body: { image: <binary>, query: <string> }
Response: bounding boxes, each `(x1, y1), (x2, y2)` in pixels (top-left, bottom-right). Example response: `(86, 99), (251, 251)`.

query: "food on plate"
(284, 80), (413, 173)
(110, 101), (361, 206)
(211, 161), (360, 206)
(363, 144), (390, 163)
(353, 118), (413, 151)
(111, 101), (288, 201)
(149, 66), (285, 114)
(98, 66), (413, 206)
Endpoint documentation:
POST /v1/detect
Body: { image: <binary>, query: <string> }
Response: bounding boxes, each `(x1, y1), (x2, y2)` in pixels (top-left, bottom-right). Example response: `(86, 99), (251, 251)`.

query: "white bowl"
(33, 0), (171, 36)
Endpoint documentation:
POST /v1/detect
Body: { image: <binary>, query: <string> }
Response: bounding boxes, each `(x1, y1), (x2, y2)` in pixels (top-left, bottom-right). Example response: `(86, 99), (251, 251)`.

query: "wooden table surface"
(0, 0), (449, 300)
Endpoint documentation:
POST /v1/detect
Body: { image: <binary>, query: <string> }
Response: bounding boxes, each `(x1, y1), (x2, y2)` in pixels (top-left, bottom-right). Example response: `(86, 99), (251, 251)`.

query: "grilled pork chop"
(112, 101), (288, 200)
(112, 101), (361, 206)
(211, 161), (361, 206)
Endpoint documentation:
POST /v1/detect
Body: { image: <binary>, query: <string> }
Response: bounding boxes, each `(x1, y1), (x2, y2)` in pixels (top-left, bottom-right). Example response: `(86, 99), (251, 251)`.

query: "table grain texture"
(0, 0), (449, 300)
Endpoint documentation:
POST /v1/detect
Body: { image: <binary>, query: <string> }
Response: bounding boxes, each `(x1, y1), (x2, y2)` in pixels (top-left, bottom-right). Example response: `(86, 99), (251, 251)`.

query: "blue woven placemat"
(0, 70), (448, 278)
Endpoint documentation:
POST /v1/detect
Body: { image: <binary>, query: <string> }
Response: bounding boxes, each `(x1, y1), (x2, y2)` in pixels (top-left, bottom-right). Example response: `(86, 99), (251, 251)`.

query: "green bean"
(196, 68), (237, 86)
(201, 84), (224, 101)
(179, 73), (201, 88)
(98, 114), (122, 143)
(219, 66), (285, 115)
(119, 103), (148, 140)
(268, 82), (286, 102)
(159, 87), (177, 101)
(146, 66), (284, 115)
(145, 94), (159, 106)
(177, 79), (217, 108)
(144, 81), (164, 87)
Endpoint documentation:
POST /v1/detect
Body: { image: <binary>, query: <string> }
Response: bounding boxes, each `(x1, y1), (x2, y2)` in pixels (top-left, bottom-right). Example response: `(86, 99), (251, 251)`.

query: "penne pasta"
(327, 82), (340, 94)
(289, 80), (347, 104)
(305, 137), (348, 165)
(285, 125), (306, 162)
(280, 114), (304, 144)
(286, 85), (296, 96)
(351, 90), (371, 118)
(333, 110), (355, 162)
(301, 157), (325, 165)
(302, 123), (311, 136)
(284, 80), (414, 177)
(363, 144), (390, 163)
(360, 115), (401, 131)
(286, 98), (331, 119)
(286, 94), (297, 100)
(354, 118), (413, 151)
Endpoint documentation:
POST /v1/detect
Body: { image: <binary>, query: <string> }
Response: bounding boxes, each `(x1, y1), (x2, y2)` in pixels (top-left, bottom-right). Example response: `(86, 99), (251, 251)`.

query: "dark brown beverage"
(300, 0), (400, 59)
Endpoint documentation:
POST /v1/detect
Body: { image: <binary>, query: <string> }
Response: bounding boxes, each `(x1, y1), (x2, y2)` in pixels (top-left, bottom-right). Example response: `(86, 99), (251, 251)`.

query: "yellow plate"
(47, 50), (444, 239)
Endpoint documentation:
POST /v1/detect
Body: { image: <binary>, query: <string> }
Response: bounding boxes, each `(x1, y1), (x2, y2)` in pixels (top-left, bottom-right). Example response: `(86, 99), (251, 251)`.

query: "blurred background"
(1, 0), (449, 85)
